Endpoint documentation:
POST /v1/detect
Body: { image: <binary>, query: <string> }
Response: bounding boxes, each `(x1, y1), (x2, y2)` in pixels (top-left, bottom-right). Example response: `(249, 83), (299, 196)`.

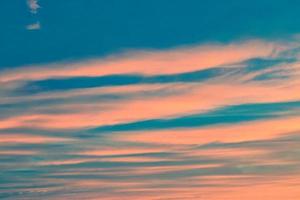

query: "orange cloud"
(55, 175), (300, 200)
(112, 116), (300, 146)
(78, 146), (170, 157)
(2, 79), (300, 130)
(0, 134), (72, 144)
(0, 40), (283, 82)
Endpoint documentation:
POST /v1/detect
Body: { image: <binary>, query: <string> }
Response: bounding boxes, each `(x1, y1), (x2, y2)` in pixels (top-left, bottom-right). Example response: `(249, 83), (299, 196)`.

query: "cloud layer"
(1, 36), (300, 199)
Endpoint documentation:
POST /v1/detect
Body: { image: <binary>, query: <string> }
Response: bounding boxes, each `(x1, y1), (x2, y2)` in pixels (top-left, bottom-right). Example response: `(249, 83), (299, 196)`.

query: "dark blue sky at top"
(0, 0), (300, 69)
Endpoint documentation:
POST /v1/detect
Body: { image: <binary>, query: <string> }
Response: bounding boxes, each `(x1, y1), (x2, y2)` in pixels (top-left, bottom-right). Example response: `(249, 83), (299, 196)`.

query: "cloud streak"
(0, 39), (284, 82)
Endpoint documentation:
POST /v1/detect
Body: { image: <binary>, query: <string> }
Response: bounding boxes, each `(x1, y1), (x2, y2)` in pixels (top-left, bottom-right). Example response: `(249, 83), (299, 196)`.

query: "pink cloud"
(0, 39), (285, 82)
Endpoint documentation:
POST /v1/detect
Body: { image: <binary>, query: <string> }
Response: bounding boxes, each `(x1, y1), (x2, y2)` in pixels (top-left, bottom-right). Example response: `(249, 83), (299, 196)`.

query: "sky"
(1, 0), (300, 199)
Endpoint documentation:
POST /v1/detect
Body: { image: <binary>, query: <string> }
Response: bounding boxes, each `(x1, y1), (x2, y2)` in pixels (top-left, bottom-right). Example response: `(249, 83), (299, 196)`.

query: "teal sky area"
(1, 0), (300, 68)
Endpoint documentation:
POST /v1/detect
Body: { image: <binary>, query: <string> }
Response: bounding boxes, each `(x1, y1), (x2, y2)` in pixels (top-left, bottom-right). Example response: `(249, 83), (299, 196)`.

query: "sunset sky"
(1, 1), (300, 199)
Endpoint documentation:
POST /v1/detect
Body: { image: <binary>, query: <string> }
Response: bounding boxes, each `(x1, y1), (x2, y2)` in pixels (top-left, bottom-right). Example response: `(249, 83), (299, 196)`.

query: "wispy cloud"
(27, 0), (40, 14)
(26, 21), (40, 30)
(26, 0), (41, 30)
